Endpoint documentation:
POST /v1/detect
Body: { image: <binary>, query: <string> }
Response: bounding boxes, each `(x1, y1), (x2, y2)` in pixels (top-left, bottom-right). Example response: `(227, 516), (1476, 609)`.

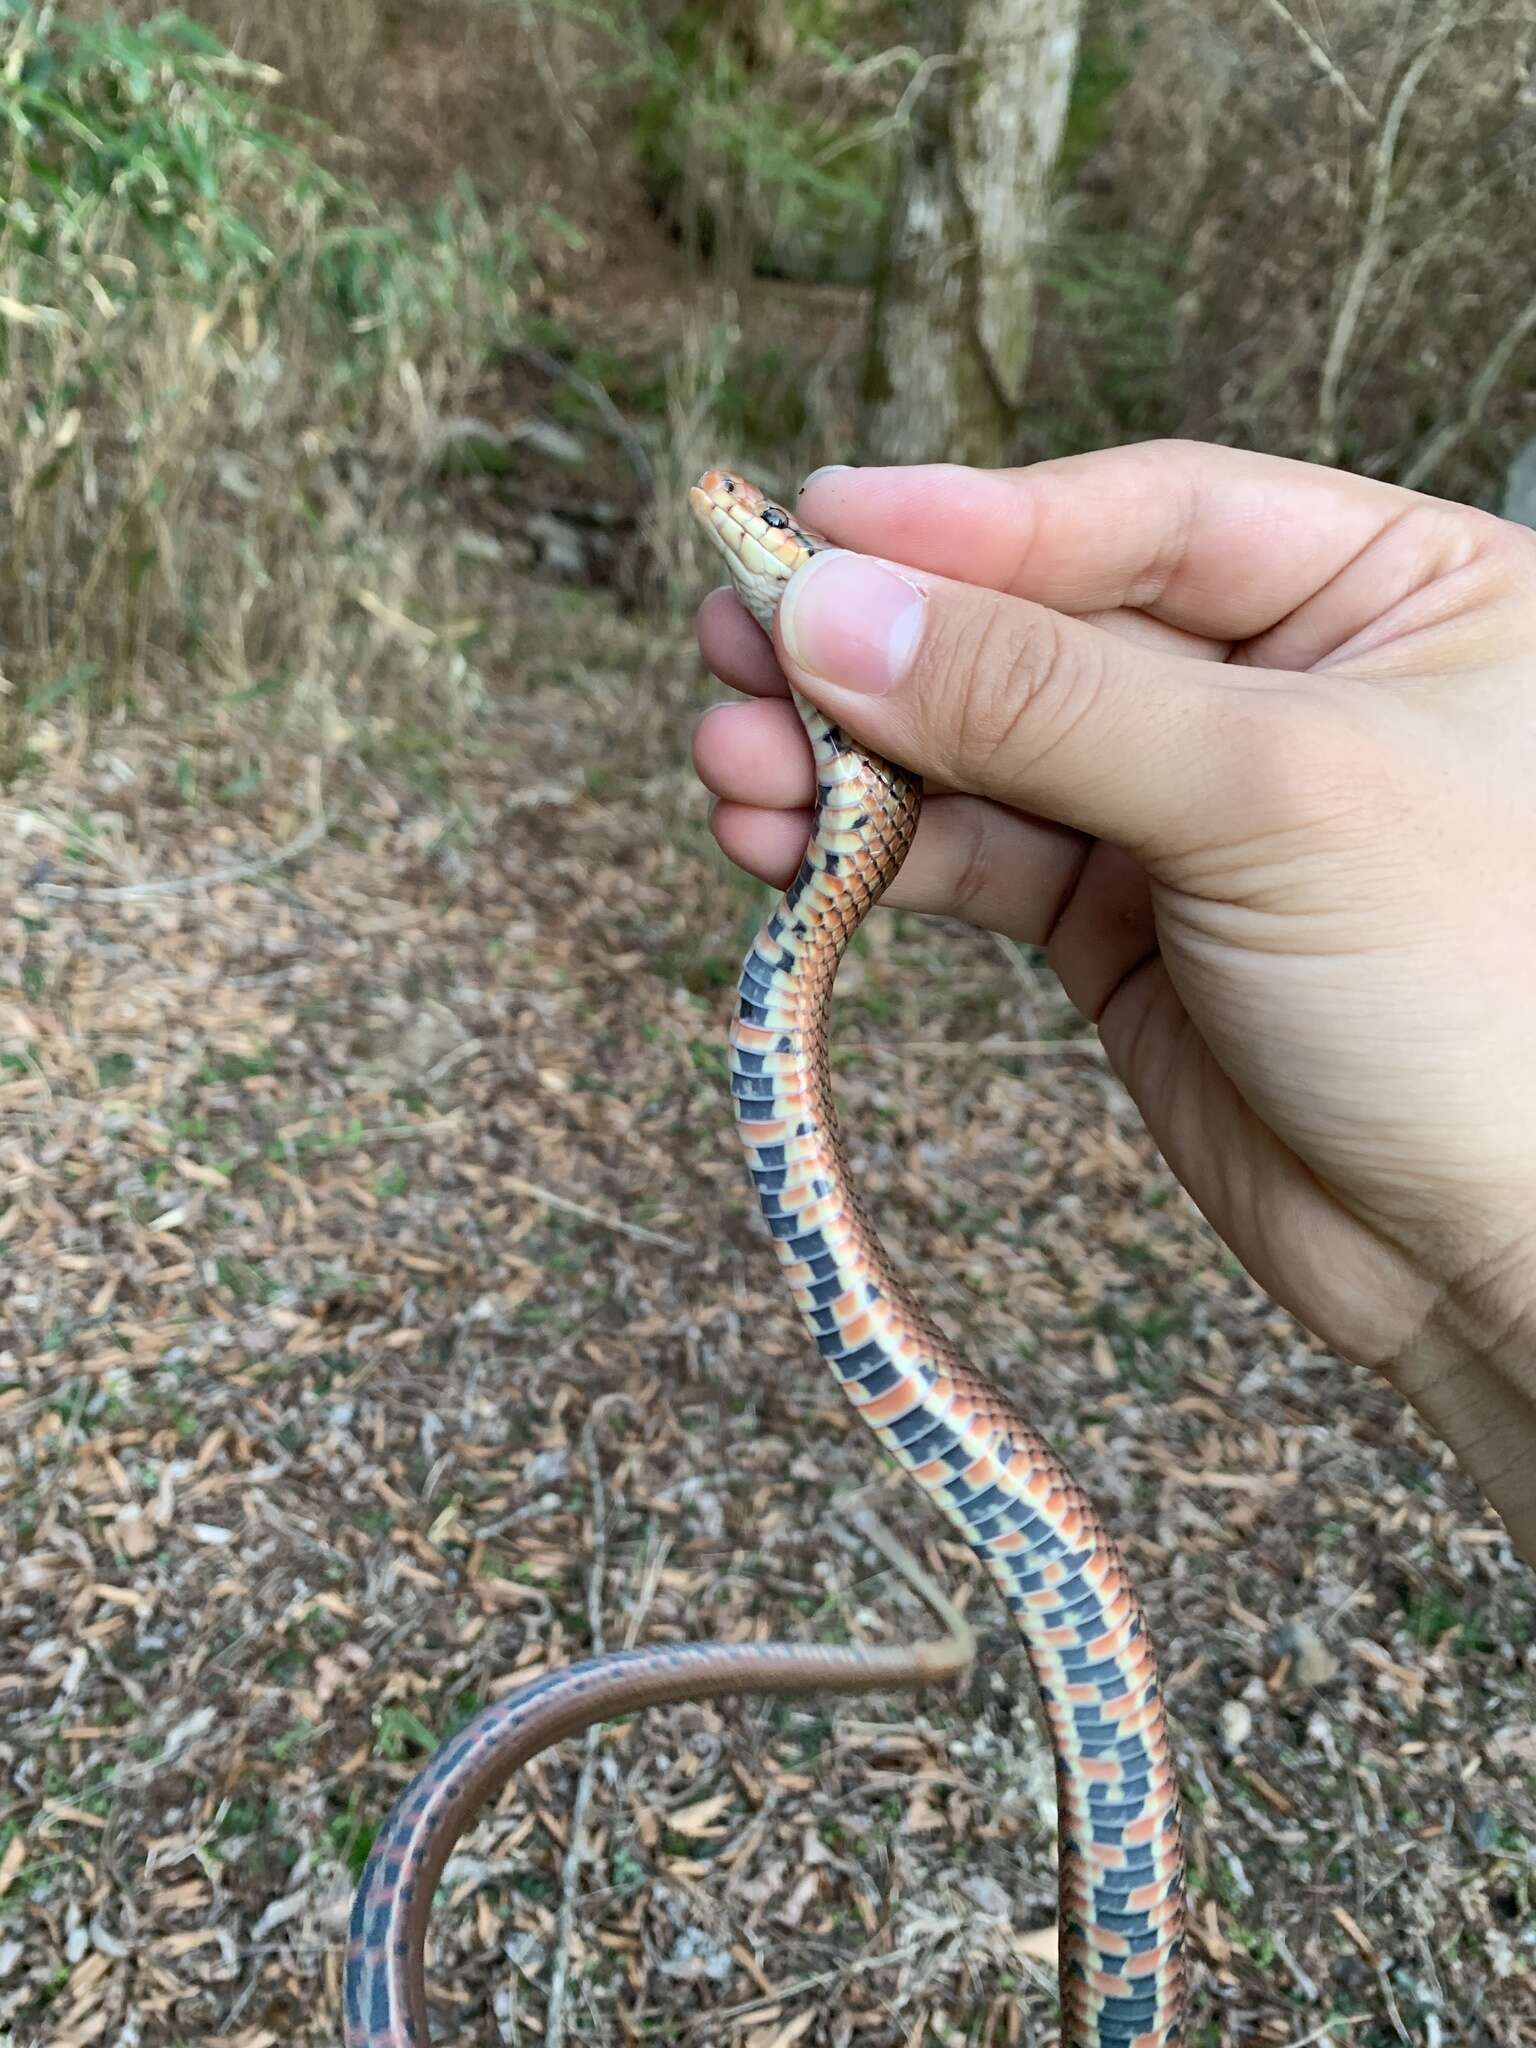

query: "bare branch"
(1400, 285), (1536, 492)
(1254, 0), (1376, 128)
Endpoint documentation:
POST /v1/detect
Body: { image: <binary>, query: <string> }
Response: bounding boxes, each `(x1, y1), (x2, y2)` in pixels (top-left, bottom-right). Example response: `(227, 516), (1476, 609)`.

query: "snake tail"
(343, 1520), (973, 2046)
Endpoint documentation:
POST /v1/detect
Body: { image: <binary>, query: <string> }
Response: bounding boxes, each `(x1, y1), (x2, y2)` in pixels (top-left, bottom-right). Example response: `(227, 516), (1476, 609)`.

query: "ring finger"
(708, 777), (1102, 950)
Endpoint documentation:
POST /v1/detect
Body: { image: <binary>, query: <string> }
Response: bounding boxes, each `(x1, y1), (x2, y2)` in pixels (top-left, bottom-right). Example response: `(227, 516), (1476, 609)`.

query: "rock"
(433, 415), (586, 478)
(660, 1925), (733, 1983)
(454, 527), (504, 564)
(958, 1871), (1012, 1916)
(433, 416), (518, 477)
(508, 417), (585, 466)
(1282, 1620), (1340, 1689)
(502, 1929), (544, 1974)
(1218, 1699), (1253, 1755)
(1467, 1807), (1499, 1852)
(525, 510), (586, 578)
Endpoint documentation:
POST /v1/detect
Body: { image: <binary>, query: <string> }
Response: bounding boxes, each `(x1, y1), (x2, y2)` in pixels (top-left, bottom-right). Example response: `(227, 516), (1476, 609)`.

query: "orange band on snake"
(342, 471), (1189, 2048)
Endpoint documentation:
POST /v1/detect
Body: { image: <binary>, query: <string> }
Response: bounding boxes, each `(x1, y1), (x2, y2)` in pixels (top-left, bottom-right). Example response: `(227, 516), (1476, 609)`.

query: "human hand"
(692, 443), (1536, 1562)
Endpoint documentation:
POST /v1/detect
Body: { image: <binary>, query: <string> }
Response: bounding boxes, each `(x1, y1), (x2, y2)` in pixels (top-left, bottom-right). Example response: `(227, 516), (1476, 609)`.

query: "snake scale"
(343, 471), (1188, 2048)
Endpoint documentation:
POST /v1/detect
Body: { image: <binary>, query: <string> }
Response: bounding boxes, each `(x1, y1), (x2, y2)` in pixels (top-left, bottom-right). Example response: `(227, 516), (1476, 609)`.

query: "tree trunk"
(859, 0), (1085, 467)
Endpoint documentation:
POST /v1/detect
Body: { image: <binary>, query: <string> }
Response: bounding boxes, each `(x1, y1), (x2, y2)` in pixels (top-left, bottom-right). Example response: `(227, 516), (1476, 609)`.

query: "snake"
(342, 470), (1189, 2048)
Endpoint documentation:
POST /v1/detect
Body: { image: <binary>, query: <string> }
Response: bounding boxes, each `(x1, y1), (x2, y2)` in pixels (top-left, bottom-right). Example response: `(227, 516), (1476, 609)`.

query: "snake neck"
(728, 695), (935, 1358)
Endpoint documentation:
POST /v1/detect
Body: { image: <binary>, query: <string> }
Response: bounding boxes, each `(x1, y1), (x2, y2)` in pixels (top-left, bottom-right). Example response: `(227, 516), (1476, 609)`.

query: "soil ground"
(3, 10), (1534, 2048)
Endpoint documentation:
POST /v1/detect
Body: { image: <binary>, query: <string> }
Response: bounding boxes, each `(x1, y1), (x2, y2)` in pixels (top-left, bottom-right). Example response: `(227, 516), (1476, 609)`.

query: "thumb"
(774, 547), (1330, 862)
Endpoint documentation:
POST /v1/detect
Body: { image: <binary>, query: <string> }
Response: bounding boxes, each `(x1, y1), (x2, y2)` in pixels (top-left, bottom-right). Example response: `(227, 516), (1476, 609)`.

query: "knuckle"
(1416, 497), (1501, 558)
(942, 799), (995, 924)
(1113, 435), (1203, 470)
(1392, 495), (1533, 588)
(931, 598), (1097, 789)
(1423, 499), (1536, 643)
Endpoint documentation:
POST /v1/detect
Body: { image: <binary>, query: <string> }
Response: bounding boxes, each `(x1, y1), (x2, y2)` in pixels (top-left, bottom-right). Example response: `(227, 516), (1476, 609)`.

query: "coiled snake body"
(343, 472), (1188, 2048)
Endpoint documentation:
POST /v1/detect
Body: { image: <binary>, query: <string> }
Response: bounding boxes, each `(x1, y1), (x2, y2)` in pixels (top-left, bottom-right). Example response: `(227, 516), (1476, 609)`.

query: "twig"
(1399, 283), (1536, 492)
(845, 1507), (975, 1670)
(421, 1037), (485, 1086)
(507, 1173), (685, 1253)
(1316, 24), (1450, 460)
(544, 1409), (611, 2048)
(1283, 2020), (1371, 2048)
(1271, 1927), (1320, 2003)
(514, 341), (654, 485)
(33, 809), (328, 902)
(851, 1037), (1106, 1061)
(620, 1527), (673, 1653)
(990, 931), (1046, 1040)
(1374, 1953), (1415, 2048)
(682, 1925), (969, 2035)
(503, 779), (580, 812)
(1255, 0), (1374, 128)
(512, 0), (599, 170)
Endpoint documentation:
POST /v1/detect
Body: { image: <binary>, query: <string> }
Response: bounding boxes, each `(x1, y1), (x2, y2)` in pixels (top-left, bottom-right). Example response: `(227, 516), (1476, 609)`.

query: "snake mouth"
(690, 470), (771, 549)
(689, 468), (823, 633)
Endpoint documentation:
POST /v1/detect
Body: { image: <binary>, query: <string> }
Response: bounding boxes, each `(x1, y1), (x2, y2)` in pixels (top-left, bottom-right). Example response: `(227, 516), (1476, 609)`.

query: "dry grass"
(110, 0), (389, 127)
(0, 6), (524, 772)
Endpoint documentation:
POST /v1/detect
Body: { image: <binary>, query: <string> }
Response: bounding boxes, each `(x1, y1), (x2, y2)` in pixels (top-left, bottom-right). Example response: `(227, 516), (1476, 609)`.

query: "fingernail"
(798, 463), (854, 493)
(779, 550), (927, 695)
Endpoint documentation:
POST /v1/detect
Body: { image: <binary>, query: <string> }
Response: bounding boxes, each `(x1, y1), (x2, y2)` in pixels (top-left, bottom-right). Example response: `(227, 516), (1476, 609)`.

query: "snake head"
(689, 468), (827, 634)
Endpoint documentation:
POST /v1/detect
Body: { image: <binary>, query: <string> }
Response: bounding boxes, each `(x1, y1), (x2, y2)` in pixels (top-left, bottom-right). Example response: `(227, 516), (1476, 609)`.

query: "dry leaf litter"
(2, 589), (1533, 2048)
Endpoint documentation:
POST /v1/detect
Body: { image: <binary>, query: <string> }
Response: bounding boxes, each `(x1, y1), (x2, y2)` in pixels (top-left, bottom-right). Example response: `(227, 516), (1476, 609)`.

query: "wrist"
(1386, 1230), (1536, 1566)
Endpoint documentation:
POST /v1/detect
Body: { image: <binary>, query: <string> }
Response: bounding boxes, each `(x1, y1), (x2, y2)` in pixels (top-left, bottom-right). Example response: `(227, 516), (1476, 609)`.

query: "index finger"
(796, 442), (1440, 652)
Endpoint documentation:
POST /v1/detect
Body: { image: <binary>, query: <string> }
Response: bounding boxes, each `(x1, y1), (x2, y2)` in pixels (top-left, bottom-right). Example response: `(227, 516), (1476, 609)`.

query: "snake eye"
(763, 507), (789, 529)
